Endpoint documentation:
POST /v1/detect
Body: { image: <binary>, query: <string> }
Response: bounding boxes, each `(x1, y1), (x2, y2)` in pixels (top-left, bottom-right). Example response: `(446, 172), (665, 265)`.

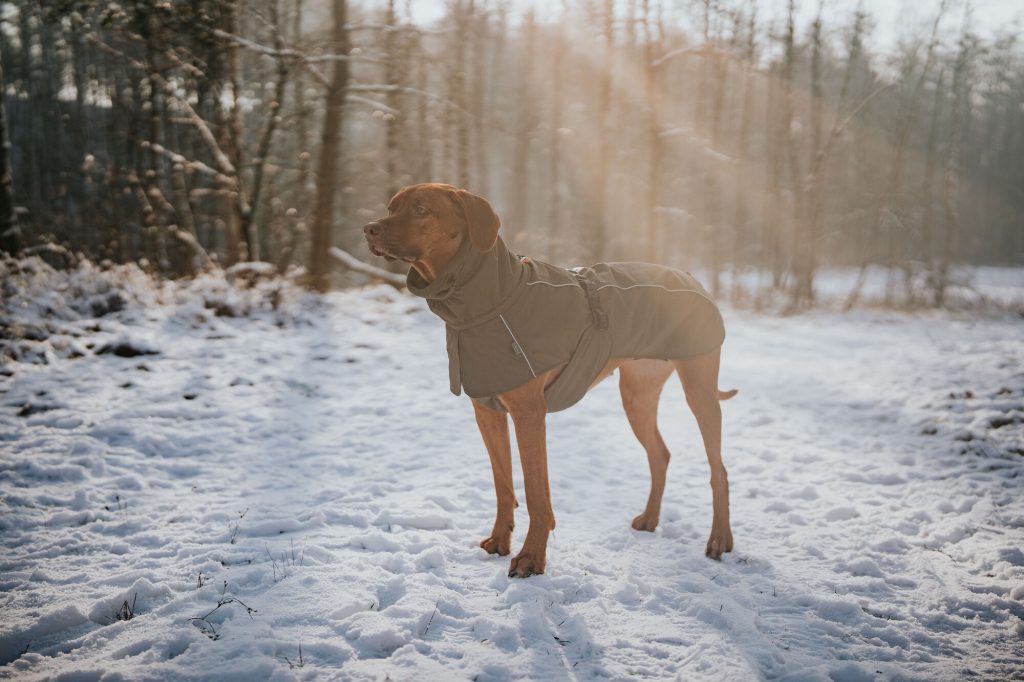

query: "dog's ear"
(451, 189), (500, 252)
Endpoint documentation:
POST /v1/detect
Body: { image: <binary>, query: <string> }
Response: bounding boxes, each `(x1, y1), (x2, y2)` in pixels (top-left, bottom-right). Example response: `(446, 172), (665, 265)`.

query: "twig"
(422, 599), (440, 636)
(265, 544), (284, 582)
(229, 507), (248, 545)
(115, 593), (137, 622)
(188, 596), (258, 640)
(927, 547), (959, 564)
(284, 643), (305, 669)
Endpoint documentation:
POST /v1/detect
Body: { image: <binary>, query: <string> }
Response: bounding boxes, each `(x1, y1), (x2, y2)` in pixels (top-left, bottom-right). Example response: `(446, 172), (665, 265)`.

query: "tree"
(308, 0), (350, 292)
(0, 37), (18, 254)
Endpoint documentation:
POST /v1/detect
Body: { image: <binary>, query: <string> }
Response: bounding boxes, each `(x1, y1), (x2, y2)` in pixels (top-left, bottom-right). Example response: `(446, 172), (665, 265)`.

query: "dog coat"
(407, 236), (725, 413)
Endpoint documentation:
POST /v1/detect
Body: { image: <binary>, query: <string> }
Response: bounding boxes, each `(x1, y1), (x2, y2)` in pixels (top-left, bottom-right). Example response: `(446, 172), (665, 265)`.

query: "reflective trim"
(526, 280), (578, 288)
(498, 313), (537, 378)
(594, 283), (719, 307)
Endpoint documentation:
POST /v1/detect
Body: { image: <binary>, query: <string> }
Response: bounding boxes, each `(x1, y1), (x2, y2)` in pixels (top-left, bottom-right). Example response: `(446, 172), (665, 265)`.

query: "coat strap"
(571, 269), (609, 330)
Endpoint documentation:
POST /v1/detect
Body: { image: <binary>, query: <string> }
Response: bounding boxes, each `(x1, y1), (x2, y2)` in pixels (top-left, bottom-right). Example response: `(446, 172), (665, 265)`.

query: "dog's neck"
(408, 237), (464, 284)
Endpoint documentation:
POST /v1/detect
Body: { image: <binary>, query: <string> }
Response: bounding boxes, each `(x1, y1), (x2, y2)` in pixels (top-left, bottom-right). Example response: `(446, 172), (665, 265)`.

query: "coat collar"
(405, 237), (475, 301)
(406, 236), (527, 330)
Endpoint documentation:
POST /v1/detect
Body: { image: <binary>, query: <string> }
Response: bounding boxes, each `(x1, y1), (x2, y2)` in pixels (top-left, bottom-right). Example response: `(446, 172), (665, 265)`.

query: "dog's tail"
(718, 388), (738, 401)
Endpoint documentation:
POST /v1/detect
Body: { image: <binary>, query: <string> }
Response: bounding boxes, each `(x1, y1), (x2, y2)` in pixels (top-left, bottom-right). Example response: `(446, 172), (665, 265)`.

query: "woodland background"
(0, 0), (1021, 308)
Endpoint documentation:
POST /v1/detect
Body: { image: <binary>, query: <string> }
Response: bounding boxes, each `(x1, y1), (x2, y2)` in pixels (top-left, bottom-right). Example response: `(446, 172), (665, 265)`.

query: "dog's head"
(363, 184), (500, 269)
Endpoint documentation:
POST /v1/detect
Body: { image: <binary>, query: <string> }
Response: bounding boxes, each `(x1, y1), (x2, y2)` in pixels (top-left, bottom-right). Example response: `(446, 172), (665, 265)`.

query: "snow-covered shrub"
(0, 255), (312, 366)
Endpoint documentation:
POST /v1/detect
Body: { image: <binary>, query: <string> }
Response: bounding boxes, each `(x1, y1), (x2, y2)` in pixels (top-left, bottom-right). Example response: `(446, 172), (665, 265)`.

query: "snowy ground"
(1, 258), (1023, 681)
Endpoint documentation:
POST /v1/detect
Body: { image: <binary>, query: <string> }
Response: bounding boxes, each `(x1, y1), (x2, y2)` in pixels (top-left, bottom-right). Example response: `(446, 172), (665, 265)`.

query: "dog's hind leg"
(674, 349), (734, 559)
(619, 359), (675, 532)
(473, 400), (517, 556)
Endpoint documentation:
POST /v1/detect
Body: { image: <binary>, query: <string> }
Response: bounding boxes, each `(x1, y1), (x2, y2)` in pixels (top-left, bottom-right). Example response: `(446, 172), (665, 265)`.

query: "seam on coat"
(498, 313), (537, 378)
(593, 283), (718, 307)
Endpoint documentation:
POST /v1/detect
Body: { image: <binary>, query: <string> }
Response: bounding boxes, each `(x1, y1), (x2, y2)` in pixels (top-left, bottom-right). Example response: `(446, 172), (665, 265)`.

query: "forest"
(1, 0), (1021, 308)
(2, 3), (1023, 679)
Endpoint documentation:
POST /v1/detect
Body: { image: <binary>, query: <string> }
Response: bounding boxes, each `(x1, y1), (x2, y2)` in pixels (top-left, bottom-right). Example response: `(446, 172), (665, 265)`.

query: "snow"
(1, 257), (1023, 680)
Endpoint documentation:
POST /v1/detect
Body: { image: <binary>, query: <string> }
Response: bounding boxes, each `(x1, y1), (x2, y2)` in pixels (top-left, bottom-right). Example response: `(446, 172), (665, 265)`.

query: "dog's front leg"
(473, 399), (517, 556)
(501, 376), (556, 578)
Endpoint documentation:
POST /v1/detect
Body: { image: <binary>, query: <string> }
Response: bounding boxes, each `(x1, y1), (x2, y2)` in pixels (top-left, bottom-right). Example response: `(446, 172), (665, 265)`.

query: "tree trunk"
(509, 9), (535, 236)
(935, 31), (970, 308)
(471, 3), (489, 197)
(763, 21), (784, 291)
(454, 1), (471, 187)
(642, 0), (660, 263)
(383, 0), (401, 198)
(730, 10), (756, 302)
(706, 47), (727, 296)
(414, 33), (431, 183)
(588, 0), (614, 261)
(308, 0), (349, 292)
(215, 1), (247, 265)
(790, 4), (824, 308)
(547, 24), (564, 255)
(780, 0), (801, 295)
(921, 69), (944, 269)
(240, 0), (290, 262)
(0, 38), (18, 254)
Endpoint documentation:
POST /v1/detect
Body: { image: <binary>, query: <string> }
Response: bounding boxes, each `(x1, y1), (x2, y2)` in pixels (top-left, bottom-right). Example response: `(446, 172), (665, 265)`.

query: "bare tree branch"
(211, 29), (384, 63)
(140, 141), (231, 184)
(347, 94), (400, 115)
(349, 84), (475, 119)
(81, 30), (236, 177)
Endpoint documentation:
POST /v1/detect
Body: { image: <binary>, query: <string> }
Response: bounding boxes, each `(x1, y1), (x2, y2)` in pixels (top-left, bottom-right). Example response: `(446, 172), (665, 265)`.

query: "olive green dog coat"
(408, 237), (725, 413)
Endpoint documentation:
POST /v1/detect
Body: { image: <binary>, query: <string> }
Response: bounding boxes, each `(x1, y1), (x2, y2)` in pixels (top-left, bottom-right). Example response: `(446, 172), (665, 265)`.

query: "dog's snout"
(363, 221), (382, 238)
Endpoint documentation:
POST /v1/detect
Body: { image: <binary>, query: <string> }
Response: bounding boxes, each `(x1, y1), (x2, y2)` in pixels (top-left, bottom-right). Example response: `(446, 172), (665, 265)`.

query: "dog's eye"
(413, 205), (429, 217)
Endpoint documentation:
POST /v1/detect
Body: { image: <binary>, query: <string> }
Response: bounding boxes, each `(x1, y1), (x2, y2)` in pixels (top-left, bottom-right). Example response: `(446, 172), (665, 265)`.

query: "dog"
(364, 183), (735, 577)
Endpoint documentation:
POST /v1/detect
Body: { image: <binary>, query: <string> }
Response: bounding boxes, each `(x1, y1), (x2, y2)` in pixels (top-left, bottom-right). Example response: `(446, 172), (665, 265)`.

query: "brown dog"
(364, 183), (735, 577)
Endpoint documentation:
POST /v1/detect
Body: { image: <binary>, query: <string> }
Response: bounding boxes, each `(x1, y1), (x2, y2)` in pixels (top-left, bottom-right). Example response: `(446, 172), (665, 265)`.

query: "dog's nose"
(363, 222), (382, 238)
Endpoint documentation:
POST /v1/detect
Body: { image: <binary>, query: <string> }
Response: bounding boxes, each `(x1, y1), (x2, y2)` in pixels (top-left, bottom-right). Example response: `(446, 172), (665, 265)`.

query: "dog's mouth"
(367, 240), (416, 263)
(367, 243), (395, 261)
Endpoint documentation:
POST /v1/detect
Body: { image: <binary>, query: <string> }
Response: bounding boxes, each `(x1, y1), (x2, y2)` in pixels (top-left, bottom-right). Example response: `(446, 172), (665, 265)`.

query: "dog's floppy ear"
(451, 188), (500, 252)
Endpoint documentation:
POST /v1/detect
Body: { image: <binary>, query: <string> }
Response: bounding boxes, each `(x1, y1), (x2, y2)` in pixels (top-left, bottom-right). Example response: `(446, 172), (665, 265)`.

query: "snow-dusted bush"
(0, 255), (312, 366)
(1, 255), (156, 322)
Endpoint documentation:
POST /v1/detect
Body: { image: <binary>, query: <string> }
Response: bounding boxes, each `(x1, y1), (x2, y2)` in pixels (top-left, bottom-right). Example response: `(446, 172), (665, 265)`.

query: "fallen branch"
(21, 243), (77, 266)
(328, 247), (406, 287)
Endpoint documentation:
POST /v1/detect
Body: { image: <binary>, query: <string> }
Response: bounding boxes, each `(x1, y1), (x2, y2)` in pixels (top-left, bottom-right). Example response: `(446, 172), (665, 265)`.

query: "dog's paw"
(479, 534), (511, 556)
(705, 527), (734, 560)
(508, 549), (545, 578)
(631, 512), (659, 532)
